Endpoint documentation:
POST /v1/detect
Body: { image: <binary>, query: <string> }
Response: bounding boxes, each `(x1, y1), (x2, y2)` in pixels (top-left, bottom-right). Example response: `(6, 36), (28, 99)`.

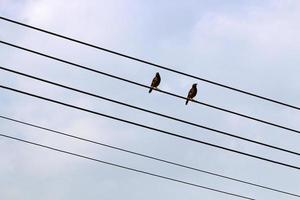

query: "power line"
(0, 16), (298, 111)
(1, 65), (300, 157)
(1, 114), (299, 198)
(1, 40), (300, 136)
(1, 84), (300, 171)
(0, 133), (254, 199)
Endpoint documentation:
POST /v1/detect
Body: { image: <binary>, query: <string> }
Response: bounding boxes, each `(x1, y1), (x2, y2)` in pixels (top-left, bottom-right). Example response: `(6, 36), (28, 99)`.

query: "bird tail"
(185, 99), (189, 105)
(149, 88), (153, 93)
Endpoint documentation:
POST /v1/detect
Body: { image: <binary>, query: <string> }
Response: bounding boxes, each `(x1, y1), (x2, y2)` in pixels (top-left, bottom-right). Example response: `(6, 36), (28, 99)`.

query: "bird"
(186, 83), (197, 105)
(149, 72), (161, 93)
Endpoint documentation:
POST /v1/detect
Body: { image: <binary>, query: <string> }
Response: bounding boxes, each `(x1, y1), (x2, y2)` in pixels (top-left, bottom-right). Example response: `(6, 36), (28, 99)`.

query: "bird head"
(156, 72), (160, 76)
(193, 83), (197, 87)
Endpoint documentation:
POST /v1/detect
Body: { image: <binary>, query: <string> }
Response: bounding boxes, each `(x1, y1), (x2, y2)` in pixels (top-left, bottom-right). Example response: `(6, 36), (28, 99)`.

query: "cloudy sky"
(1, 0), (300, 199)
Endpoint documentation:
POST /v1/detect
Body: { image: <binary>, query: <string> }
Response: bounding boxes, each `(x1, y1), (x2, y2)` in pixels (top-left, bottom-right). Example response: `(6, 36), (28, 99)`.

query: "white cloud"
(190, 1), (300, 57)
(1, 1), (300, 199)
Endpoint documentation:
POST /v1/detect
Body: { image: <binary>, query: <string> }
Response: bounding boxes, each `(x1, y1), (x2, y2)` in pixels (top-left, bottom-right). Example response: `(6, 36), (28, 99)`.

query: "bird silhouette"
(186, 83), (197, 105)
(149, 72), (161, 93)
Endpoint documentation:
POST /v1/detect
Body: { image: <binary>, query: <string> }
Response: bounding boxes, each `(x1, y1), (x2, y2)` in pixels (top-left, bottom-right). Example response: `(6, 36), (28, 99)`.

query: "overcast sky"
(1, 0), (300, 199)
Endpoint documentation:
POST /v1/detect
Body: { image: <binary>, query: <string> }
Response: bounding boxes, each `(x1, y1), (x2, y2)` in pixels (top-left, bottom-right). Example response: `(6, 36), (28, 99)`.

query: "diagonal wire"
(0, 40), (300, 136)
(1, 114), (299, 198)
(0, 16), (298, 111)
(1, 65), (300, 157)
(0, 133), (254, 199)
(1, 84), (300, 170)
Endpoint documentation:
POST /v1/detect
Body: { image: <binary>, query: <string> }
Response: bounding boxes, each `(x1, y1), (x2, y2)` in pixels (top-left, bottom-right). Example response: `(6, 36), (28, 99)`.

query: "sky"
(0, 0), (300, 199)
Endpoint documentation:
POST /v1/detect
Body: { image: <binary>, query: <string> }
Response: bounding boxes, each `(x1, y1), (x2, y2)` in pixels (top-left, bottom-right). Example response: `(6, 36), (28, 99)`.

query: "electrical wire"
(1, 40), (300, 136)
(0, 133), (254, 199)
(1, 114), (299, 198)
(1, 65), (300, 157)
(0, 16), (298, 111)
(1, 84), (300, 170)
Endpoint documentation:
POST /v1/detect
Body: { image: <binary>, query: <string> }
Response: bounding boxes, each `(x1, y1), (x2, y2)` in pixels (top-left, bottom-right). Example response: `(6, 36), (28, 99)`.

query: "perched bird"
(149, 72), (161, 93)
(186, 83), (197, 105)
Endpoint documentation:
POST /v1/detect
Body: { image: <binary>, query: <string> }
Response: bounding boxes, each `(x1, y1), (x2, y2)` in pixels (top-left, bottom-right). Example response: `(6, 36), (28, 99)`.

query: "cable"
(1, 115), (299, 198)
(0, 16), (298, 111)
(1, 84), (300, 171)
(0, 133), (254, 199)
(1, 41), (300, 136)
(1, 65), (300, 157)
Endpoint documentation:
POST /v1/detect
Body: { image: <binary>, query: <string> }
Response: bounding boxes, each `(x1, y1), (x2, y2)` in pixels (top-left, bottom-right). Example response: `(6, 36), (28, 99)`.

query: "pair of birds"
(149, 72), (197, 105)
